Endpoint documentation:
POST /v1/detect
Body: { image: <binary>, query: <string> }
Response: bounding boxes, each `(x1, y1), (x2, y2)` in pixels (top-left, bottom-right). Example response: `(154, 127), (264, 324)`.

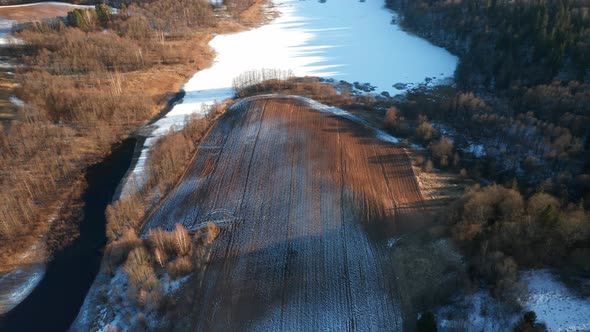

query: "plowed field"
(142, 96), (427, 331)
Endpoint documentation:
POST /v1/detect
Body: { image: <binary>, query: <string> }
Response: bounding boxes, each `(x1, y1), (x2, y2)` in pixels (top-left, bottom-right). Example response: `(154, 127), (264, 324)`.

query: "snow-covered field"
(523, 270), (590, 332)
(0, 17), (19, 45)
(120, 0), (458, 195)
(438, 270), (590, 331)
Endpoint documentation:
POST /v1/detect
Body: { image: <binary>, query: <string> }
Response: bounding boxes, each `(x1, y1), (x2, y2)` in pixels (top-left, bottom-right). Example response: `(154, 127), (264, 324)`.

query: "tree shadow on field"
(192, 228), (402, 332)
(322, 114), (377, 145)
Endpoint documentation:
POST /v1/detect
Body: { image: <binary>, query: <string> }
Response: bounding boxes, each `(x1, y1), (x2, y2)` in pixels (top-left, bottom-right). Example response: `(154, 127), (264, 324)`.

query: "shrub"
(173, 223), (192, 256)
(422, 159), (434, 173)
(415, 119), (435, 143)
(124, 245), (153, 285)
(429, 136), (454, 167)
(104, 228), (143, 274)
(148, 228), (177, 258)
(384, 106), (399, 127)
(167, 255), (193, 279)
(203, 222), (221, 244)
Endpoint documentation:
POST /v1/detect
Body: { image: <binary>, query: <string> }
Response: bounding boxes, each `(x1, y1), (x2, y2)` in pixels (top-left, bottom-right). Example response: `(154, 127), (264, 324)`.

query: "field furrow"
(141, 96), (426, 331)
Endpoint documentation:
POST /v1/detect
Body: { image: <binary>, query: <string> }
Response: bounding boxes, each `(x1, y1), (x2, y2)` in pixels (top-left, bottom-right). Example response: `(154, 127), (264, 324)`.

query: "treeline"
(0, 0), (261, 247)
(387, 86), (590, 205)
(388, 0), (590, 88)
(96, 105), (226, 330)
(387, 1), (590, 192)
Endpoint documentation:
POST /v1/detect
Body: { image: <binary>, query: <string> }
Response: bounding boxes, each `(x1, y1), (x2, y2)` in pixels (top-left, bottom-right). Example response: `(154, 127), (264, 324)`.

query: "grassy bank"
(0, 0), (268, 272)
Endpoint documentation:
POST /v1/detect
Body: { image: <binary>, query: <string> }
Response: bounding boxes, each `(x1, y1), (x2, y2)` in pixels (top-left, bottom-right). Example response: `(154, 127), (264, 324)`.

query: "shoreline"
(0, 0), (270, 321)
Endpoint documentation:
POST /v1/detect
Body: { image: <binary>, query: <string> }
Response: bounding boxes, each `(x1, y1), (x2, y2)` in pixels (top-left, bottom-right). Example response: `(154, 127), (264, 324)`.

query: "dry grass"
(0, 0), (267, 272)
(237, 0), (274, 26)
(167, 255), (193, 279)
(104, 228), (143, 274)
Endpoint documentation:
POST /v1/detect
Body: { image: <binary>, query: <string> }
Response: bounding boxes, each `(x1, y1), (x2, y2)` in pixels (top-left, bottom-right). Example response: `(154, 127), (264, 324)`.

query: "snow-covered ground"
(0, 17), (19, 45)
(0, 245), (46, 315)
(437, 290), (519, 331)
(523, 270), (590, 332)
(120, 0), (458, 195)
(437, 270), (590, 331)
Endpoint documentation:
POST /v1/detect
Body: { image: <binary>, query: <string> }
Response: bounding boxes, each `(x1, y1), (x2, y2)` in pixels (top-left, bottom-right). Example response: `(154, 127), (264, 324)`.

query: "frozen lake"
(121, 0), (458, 194)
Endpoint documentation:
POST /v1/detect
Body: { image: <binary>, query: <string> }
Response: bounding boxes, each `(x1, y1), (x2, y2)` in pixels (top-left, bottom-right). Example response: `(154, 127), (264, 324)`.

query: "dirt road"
(142, 96), (427, 331)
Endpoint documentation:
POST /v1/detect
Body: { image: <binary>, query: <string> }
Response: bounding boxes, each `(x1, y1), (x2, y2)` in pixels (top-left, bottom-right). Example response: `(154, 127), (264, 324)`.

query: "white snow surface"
(0, 18), (20, 45)
(466, 143), (486, 157)
(120, 0), (457, 195)
(0, 265), (45, 314)
(522, 270), (590, 332)
(437, 290), (519, 331)
(0, 245), (46, 315)
(438, 270), (590, 332)
(9, 95), (24, 107)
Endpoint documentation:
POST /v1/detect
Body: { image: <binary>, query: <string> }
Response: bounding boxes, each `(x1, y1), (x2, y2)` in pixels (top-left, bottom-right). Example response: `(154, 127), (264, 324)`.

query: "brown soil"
(140, 96), (430, 330)
(0, 3), (83, 22)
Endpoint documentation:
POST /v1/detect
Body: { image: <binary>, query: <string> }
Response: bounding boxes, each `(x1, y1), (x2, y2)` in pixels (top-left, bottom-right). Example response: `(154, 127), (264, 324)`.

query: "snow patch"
(9, 95), (25, 108)
(438, 270), (590, 332)
(522, 270), (590, 332)
(465, 144), (486, 158)
(0, 18), (22, 45)
(437, 290), (519, 331)
(0, 265), (45, 314)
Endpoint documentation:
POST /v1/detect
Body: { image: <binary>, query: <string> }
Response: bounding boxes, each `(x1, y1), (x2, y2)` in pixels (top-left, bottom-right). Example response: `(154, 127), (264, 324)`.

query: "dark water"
(0, 138), (136, 332)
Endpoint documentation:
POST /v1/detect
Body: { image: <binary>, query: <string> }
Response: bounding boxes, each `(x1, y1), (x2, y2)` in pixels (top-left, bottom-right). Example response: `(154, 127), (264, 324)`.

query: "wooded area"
(385, 0), (590, 308)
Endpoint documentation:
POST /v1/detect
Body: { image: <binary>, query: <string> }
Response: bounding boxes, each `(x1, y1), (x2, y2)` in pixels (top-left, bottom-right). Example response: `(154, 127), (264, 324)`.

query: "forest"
(383, 0), (590, 310)
(385, 0), (590, 203)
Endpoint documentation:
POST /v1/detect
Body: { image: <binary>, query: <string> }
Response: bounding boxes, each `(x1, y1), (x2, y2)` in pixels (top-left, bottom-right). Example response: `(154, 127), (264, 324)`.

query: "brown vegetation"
(450, 183), (590, 303)
(0, 0), (266, 266)
(102, 222), (220, 320)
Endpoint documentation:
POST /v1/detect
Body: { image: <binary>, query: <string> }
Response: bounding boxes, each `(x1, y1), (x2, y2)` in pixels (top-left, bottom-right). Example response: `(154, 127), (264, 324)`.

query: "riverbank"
(0, 138), (135, 331)
(0, 0), (270, 322)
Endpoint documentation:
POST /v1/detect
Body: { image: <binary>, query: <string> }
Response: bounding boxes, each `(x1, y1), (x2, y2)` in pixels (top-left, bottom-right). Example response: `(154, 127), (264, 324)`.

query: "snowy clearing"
(522, 270), (590, 332)
(437, 270), (590, 332)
